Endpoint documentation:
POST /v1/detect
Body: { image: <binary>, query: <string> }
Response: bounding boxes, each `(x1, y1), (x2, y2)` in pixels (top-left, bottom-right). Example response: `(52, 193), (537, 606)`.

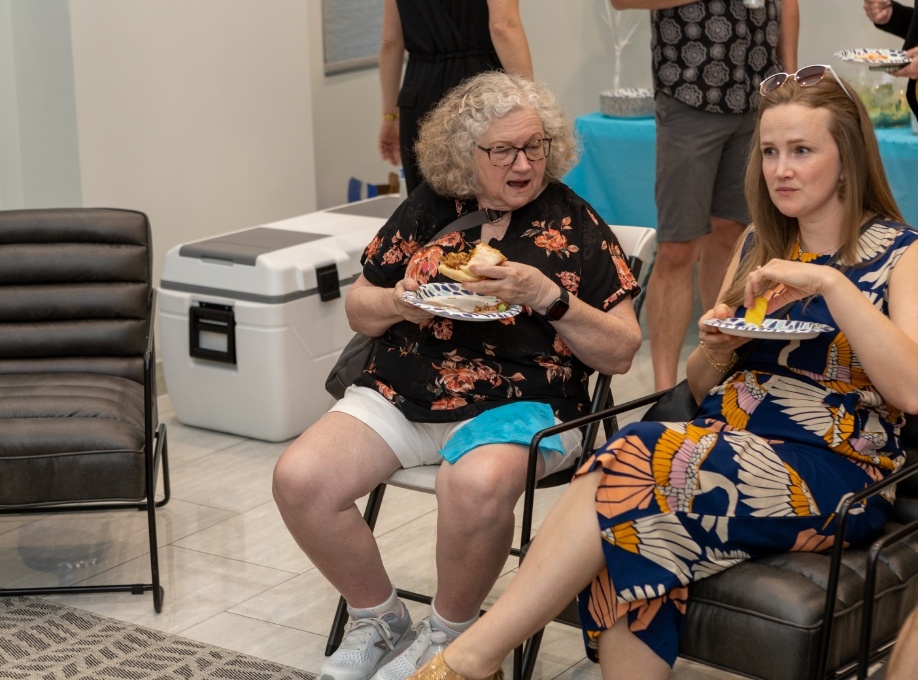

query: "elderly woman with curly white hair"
(273, 71), (643, 680)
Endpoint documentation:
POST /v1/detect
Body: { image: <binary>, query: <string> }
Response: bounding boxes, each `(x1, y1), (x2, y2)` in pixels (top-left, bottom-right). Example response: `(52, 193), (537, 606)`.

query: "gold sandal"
(411, 652), (504, 680)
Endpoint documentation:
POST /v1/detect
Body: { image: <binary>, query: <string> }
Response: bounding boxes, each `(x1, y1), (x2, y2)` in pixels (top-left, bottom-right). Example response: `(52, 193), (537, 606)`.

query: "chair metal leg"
(517, 629), (545, 680)
(146, 424), (168, 613)
(327, 595), (351, 657)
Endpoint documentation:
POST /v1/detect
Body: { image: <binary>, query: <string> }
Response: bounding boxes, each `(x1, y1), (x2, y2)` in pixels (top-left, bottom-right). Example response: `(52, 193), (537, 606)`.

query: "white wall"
(0, 0), (23, 209)
(67, 0), (317, 290)
(307, 0), (390, 210)
(0, 0), (82, 209)
(0, 0), (909, 285)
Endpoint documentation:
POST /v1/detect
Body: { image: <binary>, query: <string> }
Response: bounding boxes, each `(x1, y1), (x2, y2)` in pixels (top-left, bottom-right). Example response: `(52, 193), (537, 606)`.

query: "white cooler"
(158, 195), (399, 441)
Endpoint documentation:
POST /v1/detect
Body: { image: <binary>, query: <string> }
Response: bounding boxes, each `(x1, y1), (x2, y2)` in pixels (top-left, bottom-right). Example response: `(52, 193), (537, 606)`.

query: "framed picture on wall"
(322, 0), (383, 75)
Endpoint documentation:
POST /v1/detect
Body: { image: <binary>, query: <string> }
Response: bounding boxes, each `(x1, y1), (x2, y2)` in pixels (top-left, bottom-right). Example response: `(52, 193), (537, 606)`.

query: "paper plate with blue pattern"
(835, 48), (911, 71)
(704, 317), (834, 340)
(402, 282), (521, 321)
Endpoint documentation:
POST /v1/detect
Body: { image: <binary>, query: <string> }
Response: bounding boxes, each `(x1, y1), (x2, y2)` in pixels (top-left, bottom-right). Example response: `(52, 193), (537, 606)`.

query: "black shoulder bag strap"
(425, 208), (494, 245)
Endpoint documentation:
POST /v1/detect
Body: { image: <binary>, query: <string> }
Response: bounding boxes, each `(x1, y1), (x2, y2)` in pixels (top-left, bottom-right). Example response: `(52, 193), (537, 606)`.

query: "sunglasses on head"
(759, 64), (855, 102)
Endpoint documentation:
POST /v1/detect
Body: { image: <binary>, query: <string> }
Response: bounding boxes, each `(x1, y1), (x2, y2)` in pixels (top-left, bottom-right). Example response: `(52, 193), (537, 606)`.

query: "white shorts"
(329, 386), (583, 477)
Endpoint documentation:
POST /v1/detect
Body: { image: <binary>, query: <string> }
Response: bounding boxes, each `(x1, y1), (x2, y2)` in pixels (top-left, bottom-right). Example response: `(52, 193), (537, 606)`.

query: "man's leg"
(698, 216), (746, 311)
(651, 94), (723, 391)
(646, 238), (702, 391)
(700, 110), (755, 310)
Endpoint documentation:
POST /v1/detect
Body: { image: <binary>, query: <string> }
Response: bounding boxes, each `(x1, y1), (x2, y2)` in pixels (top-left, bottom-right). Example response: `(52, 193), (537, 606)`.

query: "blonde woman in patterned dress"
(406, 66), (918, 680)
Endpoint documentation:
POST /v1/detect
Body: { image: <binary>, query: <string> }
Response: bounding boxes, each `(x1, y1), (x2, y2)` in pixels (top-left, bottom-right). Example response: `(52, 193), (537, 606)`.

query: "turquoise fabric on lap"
(439, 401), (565, 464)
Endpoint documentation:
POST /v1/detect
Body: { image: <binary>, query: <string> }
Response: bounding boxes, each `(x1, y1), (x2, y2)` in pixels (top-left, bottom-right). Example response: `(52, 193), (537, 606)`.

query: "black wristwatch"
(545, 286), (570, 321)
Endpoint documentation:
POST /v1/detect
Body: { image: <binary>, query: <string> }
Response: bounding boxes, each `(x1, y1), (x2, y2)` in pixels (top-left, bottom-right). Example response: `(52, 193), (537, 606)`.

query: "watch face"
(546, 293), (570, 320)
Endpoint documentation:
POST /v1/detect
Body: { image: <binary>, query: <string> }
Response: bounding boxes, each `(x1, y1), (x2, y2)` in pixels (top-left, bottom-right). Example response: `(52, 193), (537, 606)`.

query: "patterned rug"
(0, 597), (316, 679)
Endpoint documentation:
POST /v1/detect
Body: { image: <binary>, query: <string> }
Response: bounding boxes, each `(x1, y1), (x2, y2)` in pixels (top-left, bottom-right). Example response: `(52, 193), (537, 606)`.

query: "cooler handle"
(189, 303), (237, 365)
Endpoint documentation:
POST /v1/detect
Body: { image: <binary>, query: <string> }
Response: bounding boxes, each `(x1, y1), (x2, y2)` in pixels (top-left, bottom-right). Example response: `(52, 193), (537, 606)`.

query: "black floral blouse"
(355, 181), (640, 423)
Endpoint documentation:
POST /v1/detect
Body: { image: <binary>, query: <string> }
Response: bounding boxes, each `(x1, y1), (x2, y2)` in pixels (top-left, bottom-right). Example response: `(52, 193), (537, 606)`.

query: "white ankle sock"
(429, 599), (478, 639)
(347, 589), (407, 621)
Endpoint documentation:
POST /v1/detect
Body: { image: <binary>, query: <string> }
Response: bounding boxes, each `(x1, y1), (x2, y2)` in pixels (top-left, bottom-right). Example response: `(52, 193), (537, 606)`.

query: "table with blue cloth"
(564, 113), (658, 229)
(564, 111), (918, 231)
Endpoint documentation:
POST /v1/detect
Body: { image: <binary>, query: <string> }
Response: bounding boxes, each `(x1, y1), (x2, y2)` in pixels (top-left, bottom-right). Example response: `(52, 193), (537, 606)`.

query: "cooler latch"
(316, 263), (341, 301)
(189, 302), (237, 365)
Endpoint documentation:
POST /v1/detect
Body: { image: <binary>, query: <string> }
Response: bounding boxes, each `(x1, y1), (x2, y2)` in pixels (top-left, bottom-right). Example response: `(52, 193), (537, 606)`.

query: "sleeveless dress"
(395, 0), (502, 192)
(575, 220), (918, 666)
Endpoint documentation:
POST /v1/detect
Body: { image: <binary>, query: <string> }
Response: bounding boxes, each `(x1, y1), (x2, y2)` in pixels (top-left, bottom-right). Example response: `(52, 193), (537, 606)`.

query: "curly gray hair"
(415, 71), (579, 199)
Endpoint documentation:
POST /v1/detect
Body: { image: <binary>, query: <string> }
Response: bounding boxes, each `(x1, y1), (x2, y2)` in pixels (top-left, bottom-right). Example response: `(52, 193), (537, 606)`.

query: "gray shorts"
(654, 93), (755, 243)
(329, 386), (582, 476)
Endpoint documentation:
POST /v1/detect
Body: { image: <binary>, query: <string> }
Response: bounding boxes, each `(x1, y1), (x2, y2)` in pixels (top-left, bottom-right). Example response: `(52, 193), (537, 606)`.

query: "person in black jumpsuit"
(378, 0), (533, 194)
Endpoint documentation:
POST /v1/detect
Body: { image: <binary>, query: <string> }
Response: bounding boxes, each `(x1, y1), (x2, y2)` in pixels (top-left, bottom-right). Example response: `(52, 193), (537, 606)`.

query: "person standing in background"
(863, 0), (918, 119)
(378, 0), (533, 195)
(611, 0), (798, 391)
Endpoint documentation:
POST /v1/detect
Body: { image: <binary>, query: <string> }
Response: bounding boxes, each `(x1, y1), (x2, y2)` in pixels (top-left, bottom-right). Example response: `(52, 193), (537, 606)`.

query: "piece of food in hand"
(744, 297), (768, 327)
(438, 243), (507, 282)
(744, 283), (787, 327)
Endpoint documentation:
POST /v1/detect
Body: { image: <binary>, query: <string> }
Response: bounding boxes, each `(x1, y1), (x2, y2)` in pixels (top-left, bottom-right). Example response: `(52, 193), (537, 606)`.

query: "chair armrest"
(520, 386), (672, 548)
(821, 460), (918, 679)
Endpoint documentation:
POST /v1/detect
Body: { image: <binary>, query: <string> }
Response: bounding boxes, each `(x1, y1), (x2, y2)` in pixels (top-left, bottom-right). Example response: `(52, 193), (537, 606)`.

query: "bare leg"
(597, 614), (670, 680)
(887, 604), (918, 680)
(646, 238), (702, 390)
(436, 471), (670, 680)
(433, 444), (539, 622)
(438, 472), (605, 677)
(272, 411), (402, 607)
(698, 217), (746, 311)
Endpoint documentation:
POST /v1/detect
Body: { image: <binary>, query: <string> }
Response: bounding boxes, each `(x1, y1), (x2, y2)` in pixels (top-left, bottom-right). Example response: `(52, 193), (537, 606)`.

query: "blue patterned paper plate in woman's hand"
(402, 282), (521, 321)
(704, 317), (834, 340)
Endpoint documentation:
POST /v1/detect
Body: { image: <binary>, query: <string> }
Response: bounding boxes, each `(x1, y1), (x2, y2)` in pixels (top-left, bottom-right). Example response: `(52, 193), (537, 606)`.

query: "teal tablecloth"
(565, 111), (918, 231)
(564, 113), (657, 228)
(875, 126), (918, 229)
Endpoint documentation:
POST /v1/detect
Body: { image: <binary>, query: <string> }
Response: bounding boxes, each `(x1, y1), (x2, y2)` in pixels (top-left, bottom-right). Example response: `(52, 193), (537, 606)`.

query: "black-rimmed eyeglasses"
(759, 64), (854, 102)
(477, 138), (552, 167)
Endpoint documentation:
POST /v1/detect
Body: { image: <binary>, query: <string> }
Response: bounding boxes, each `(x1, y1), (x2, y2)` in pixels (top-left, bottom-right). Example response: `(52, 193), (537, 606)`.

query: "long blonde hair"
(720, 74), (902, 308)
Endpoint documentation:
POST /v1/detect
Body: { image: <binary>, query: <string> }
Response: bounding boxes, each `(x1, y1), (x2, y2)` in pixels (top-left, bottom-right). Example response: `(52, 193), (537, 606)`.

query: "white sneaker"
(320, 611), (413, 680)
(370, 620), (451, 680)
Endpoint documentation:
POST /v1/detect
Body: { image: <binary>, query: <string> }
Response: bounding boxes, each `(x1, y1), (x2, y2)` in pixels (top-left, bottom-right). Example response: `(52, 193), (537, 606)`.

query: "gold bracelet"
(700, 339), (738, 373)
(382, 112), (399, 121)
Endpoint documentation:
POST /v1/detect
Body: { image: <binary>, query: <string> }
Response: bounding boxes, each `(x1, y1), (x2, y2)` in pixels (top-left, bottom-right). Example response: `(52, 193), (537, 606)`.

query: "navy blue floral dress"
(575, 220), (917, 666)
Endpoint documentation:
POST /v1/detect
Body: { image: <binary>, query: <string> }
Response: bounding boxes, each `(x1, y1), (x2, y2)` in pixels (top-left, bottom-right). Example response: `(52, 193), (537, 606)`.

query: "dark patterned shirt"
(355, 181), (640, 423)
(651, 0), (786, 114)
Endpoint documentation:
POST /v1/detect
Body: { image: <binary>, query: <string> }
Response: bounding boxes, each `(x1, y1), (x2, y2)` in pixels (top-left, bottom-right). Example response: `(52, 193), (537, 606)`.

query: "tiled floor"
(0, 324), (740, 679)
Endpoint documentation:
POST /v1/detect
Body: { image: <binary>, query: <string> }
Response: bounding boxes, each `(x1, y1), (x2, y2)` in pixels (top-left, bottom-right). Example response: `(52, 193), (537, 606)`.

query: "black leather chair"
(0, 207), (170, 612)
(519, 393), (918, 680)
